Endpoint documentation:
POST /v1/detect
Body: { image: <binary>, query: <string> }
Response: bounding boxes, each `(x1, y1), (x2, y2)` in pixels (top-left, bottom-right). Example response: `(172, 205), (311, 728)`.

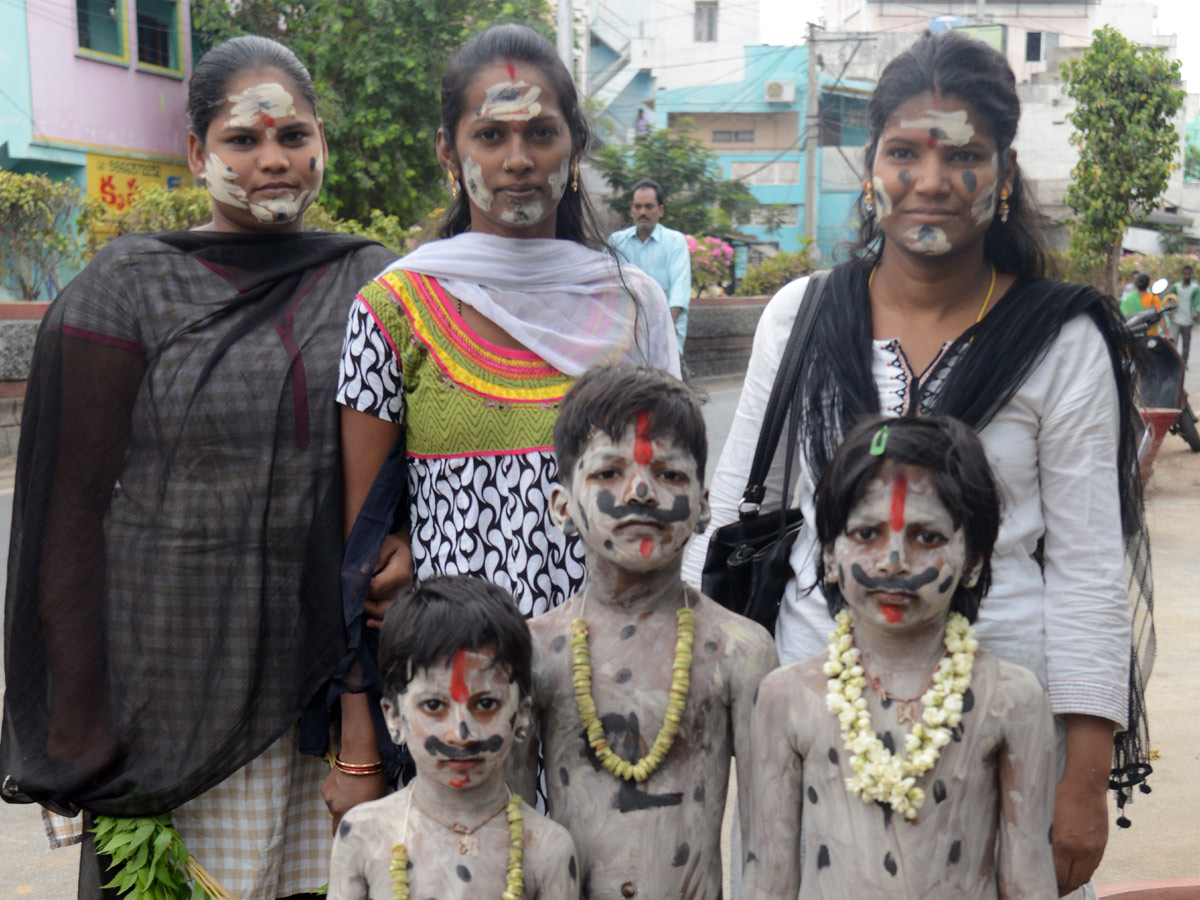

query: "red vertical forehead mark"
(633, 409), (654, 465)
(450, 649), (469, 703)
(506, 61), (516, 80)
(260, 113), (275, 129)
(889, 472), (908, 533)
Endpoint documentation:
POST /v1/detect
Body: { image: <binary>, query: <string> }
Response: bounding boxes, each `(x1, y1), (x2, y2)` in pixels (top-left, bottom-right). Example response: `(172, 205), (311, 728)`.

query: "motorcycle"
(1126, 277), (1200, 480)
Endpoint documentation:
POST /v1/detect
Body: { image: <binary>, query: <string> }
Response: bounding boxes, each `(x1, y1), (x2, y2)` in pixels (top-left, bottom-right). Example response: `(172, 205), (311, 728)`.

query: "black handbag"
(701, 271), (828, 631)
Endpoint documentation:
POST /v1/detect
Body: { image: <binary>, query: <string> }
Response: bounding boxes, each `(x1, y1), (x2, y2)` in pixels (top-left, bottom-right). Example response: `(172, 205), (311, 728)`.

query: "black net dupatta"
(1, 230), (394, 816)
(802, 262), (1153, 804)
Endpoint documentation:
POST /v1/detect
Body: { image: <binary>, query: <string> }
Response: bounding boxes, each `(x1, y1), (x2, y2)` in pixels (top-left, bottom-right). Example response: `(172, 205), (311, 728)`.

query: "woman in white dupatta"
(322, 23), (679, 823)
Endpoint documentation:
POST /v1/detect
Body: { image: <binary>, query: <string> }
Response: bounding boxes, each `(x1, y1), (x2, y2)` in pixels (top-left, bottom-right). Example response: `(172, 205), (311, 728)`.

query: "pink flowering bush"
(687, 234), (734, 296)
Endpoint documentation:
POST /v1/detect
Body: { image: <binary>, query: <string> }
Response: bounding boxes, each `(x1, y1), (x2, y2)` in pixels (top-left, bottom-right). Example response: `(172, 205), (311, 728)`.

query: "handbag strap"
(738, 270), (829, 516)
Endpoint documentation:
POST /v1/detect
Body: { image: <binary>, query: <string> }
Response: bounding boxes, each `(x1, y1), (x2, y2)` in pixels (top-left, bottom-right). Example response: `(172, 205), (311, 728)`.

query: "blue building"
(655, 44), (873, 263)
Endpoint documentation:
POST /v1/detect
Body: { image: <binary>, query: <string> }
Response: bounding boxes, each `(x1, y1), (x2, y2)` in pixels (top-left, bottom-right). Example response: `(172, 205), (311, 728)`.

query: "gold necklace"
(869, 263), (997, 326)
(411, 793), (510, 856)
(391, 793), (524, 900)
(571, 590), (696, 783)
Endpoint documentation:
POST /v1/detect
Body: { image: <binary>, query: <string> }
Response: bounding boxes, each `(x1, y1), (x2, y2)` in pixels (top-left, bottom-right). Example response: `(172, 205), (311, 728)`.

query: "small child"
(329, 575), (579, 900)
(515, 364), (778, 900)
(743, 416), (1056, 900)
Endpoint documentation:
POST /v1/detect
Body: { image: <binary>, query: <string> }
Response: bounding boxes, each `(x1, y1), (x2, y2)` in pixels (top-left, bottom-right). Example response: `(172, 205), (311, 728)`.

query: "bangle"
(332, 754), (385, 776)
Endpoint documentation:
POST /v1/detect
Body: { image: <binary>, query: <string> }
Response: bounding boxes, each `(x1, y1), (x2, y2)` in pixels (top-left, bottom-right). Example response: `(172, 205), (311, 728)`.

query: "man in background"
(1170, 265), (1199, 366)
(610, 179), (692, 365)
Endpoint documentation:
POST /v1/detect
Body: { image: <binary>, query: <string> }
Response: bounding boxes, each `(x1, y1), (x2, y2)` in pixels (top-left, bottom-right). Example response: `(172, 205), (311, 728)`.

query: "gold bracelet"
(333, 755), (385, 776)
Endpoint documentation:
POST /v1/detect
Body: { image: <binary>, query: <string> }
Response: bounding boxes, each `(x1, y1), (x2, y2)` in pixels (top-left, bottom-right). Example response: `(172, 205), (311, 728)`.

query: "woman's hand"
(1052, 714), (1115, 896)
(364, 529), (412, 628)
(324, 693), (387, 832)
(321, 768), (387, 833)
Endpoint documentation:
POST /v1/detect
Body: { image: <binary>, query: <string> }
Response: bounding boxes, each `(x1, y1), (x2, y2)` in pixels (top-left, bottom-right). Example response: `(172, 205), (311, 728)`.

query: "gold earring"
(999, 186), (1010, 224)
(447, 170), (458, 198)
(571, 162), (579, 193)
(863, 180), (875, 216)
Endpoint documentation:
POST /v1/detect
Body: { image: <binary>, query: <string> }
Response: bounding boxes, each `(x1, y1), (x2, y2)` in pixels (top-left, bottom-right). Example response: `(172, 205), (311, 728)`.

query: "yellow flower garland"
(391, 794), (524, 900)
(571, 607), (695, 783)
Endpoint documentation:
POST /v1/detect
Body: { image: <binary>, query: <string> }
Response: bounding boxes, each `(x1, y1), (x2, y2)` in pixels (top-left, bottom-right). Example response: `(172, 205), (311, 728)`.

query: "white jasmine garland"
(824, 610), (977, 821)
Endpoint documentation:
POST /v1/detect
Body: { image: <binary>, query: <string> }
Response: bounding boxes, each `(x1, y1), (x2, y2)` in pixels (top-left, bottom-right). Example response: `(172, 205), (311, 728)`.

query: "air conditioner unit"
(764, 79), (795, 103)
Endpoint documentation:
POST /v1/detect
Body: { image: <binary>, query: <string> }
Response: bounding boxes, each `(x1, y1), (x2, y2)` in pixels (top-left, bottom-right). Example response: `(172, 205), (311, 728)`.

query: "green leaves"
(1060, 26), (1185, 286)
(91, 815), (211, 900)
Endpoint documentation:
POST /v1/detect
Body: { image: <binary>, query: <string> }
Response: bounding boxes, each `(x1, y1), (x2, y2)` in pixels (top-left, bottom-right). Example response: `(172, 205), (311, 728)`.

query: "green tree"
(1061, 26), (1185, 289)
(191, 0), (552, 225)
(1185, 140), (1200, 182)
(593, 122), (759, 237)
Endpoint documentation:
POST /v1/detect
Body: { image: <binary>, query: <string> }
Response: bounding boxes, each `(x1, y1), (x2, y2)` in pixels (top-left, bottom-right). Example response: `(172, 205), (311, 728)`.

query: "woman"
(325, 24), (679, 822)
(684, 31), (1150, 898)
(0, 37), (396, 898)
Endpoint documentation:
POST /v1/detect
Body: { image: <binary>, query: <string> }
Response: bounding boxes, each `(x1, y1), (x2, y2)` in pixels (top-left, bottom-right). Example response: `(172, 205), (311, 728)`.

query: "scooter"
(1126, 278), (1200, 479)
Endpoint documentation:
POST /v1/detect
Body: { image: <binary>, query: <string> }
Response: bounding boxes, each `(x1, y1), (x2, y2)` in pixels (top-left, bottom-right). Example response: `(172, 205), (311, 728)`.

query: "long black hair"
(187, 36), (317, 143)
(436, 23), (609, 248)
(850, 30), (1045, 278)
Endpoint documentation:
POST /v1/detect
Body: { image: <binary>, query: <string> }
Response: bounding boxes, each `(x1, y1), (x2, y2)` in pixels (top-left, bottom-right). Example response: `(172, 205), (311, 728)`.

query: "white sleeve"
(682, 276), (810, 588)
(1038, 316), (1131, 726)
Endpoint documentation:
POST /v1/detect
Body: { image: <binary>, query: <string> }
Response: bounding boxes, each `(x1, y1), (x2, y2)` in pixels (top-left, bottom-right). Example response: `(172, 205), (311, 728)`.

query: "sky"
(759, 0), (1200, 91)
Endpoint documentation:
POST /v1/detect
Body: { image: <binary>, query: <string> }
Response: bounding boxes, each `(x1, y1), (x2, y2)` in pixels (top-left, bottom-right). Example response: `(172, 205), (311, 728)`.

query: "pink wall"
(27, 0), (190, 158)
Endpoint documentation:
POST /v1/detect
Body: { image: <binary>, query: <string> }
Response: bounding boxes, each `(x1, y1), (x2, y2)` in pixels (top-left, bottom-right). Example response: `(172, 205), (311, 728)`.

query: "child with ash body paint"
(744, 416), (1056, 900)
(328, 576), (579, 900)
(512, 364), (778, 900)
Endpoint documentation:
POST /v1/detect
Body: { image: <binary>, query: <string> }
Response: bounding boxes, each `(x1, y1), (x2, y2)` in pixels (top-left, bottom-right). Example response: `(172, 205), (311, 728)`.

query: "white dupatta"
(383, 232), (680, 378)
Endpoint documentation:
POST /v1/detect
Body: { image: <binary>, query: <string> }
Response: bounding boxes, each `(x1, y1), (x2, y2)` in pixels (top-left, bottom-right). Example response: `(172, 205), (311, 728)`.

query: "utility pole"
(803, 22), (820, 241)
(557, 0), (574, 78)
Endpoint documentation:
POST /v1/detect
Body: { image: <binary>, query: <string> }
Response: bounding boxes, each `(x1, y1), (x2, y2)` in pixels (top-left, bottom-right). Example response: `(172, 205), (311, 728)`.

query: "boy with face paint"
(744, 416), (1056, 900)
(512, 365), (778, 900)
(329, 576), (579, 900)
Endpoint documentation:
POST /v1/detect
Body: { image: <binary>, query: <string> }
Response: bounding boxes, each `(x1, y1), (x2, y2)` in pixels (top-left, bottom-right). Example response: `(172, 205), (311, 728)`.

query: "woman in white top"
(685, 30), (1150, 898)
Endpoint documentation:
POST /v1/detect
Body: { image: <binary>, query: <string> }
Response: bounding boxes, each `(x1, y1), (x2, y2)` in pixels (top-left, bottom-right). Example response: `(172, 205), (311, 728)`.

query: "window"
(695, 2), (718, 42)
(137, 0), (180, 72)
(1025, 32), (1043, 62)
(736, 205), (800, 227)
(713, 130), (755, 143)
(819, 94), (869, 147)
(77, 0), (126, 61)
(729, 160), (800, 186)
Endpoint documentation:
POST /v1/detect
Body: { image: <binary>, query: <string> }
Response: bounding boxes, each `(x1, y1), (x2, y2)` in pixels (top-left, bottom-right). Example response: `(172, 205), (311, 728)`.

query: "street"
(0, 370), (1197, 896)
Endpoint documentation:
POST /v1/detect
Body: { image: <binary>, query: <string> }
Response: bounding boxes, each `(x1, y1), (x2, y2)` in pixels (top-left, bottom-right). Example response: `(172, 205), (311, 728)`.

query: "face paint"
(499, 199), (545, 224)
(203, 152), (249, 209)
(478, 79), (543, 121)
(227, 82), (298, 140)
(896, 169), (911, 186)
(902, 225), (952, 255)
(563, 422), (704, 573)
(961, 171), (977, 194)
(247, 191), (314, 224)
(872, 175), (894, 218)
(461, 155), (494, 212)
(547, 156), (570, 205)
(822, 465), (968, 633)
(898, 109), (975, 146)
(385, 649), (521, 792)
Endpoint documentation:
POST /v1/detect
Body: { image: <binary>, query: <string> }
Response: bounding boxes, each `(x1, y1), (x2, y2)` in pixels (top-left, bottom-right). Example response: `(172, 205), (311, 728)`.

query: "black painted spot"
(746, 852), (758, 864)
(961, 688), (975, 713)
(930, 127), (948, 140)
(705, 641), (719, 653)
(456, 864), (472, 882)
(878, 731), (896, 755)
(753, 685), (760, 706)
(310, 157), (317, 171)
(338, 820), (352, 838)
(828, 747), (839, 764)
(884, 852), (898, 876)
(604, 540), (614, 550)
(951, 723), (965, 743)
(837, 564), (846, 585)
(938, 574), (954, 594)
(933, 780), (947, 803)
(807, 786), (819, 804)
(620, 625), (637, 640)
(560, 767), (570, 786)
(569, 856), (577, 880)
(877, 800), (893, 829)
(582, 868), (592, 898)
(551, 635), (567, 654)
(817, 845), (830, 869)
(672, 843), (690, 867)
(962, 170), (977, 193)
(897, 169), (912, 185)
(616, 668), (633, 684)
(459, 721), (469, 740)
(694, 785), (705, 803)
(948, 840), (962, 864)
(880, 695), (893, 709)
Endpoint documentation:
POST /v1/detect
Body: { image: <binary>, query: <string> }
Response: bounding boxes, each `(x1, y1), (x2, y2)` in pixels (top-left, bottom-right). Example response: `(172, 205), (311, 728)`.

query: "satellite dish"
(1151, 277), (1169, 294)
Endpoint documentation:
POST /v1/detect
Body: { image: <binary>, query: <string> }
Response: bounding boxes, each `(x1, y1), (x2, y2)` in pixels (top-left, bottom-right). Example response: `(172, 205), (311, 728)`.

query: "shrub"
(686, 234), (734, 296)
(740, 243), (815, 296)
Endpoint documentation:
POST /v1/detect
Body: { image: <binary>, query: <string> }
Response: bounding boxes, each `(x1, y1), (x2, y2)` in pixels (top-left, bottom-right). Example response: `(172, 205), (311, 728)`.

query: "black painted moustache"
(596, 491), (691, 524)
(424, 735), (504, 758)
(849, 564), (939, 592)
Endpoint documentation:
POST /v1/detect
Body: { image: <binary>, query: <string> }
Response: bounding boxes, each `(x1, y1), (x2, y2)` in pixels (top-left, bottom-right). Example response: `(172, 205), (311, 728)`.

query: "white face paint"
(898, 108), (975, 146)
(478, 79), (543, 121)
(382, 649), (524, 793)
(461, 155), (493, 212)
(556, 413), (707, 573)
(226, 82), (298, 141)
(547, 156), (570, 205)
(872, 174), (894, 219)
(823, 465), (976, 634)
(203, 152), (250, 209)
(247, 191), (315, 224)
(902, 225), (953, 255)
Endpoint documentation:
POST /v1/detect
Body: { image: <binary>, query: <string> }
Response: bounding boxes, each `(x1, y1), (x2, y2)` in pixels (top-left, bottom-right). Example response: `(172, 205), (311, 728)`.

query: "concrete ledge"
(684, 296), (769, 379)
(1098, 880), (1200, 899)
